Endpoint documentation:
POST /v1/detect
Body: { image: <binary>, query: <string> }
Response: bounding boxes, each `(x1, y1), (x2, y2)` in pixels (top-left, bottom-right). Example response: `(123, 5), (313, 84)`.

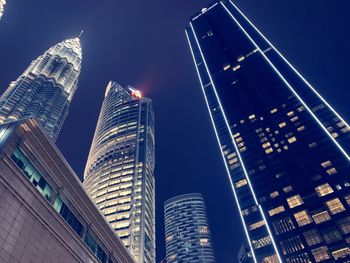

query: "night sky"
(1, 1), (350, 262)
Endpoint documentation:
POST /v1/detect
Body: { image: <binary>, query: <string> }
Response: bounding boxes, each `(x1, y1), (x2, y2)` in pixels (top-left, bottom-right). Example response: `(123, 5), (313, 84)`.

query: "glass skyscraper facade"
(164, 193), (215, 262)
(0, 37), (82, 140)
(186, 2), (350, 262)
(84, 81), (155, 263)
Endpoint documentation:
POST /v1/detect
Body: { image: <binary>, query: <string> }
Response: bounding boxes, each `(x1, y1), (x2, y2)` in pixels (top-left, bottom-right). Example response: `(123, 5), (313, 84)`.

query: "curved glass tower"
(84, 81), (155, 263)
(0, 37), (82, 140)
(186, 2), (350, 263)
(164, 193), (215, 263)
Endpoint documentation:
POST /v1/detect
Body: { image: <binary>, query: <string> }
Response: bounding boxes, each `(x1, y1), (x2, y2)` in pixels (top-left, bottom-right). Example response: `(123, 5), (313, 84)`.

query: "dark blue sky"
(0, 1), (349, 262)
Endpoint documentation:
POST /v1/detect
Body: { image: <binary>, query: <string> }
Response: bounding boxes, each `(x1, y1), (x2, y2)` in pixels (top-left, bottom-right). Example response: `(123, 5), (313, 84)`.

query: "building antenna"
(78, 30), (84, 38)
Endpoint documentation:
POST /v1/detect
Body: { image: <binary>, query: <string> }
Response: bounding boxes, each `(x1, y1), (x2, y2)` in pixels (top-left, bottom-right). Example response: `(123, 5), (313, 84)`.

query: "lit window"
(252, 236), (271, 249)
(200, 238), (209, 246)
(326, 168), (337, 175)
(326, 198), (345, 215)
(283, 186), (293, 193)
(288, 136), (297, 144)
(270, 108), (278, 114)
(199, 226), (208, 233)
(297, 126), (305, 132)
(287, 111), (294, 117)
(290, 116), (299, 122)
(235, 179), (247, 189)
(248, 114), (256, 120)
(279, 122), (287, 128)
(312, 211), (331, 224)
(262, 142), (271, 149)
(237, 55), (245, 62)
(315, 183), (334, 197)
(265, 147), (274, 154)
(232, 64), (241, 71)
(332, 247), (350, 261)
(269, 206), (285, 216)
(311, 246), (331, 262)
(345, 195), (350, 206)
(320, 161), (332, 168)
(287, 195), (303, 208)
(249, 220), (265, 230)
(270, 191), (279, 199)
(331, 132), (339, 138)
(294, 210), (312, 227)
(223, 63), (231, 71)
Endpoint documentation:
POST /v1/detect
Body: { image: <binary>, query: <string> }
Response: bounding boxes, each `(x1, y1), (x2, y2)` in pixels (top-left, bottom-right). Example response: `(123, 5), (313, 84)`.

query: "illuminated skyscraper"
(0, 0), (5, 19)
(164, 193), (215, 263)
(0, 37), (82, 140)
(186, 2), (350, 262)
(84, 81), (155, 263)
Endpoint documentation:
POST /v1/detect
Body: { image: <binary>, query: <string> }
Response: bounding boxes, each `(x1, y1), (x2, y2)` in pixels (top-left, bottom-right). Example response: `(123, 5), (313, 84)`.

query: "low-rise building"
(0, 118), (135, 263)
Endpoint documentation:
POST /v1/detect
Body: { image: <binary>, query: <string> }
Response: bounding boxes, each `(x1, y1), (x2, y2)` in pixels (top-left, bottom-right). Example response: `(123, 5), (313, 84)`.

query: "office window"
(270, 191), (279, 199)
(311, 246), (331, 262)
(326, 198), (345, 215)
(11, 147), (53, 201)
(312, 211), (331, 224)
(287, 195), (303, 208)
(84, 231), (107, 263)
(303, 229), (323, 247)
(294, 210), (312, 227)
(272, 217), (295, 235)
(252, 236), (271, 249)
(269, 206), (285, 216)
(336, 217), (350, 235)
(326, 168), (337, 175)
(54, 196), (85, 238)
(249, 220), (265, 230)
(321, 228), (342, 244)
(332, 247), (350, 260)
(235, 179), (247, 189)
(315, 183), (334, 197)
(280, 236), (304, 255)
(344, 194), (350, 206)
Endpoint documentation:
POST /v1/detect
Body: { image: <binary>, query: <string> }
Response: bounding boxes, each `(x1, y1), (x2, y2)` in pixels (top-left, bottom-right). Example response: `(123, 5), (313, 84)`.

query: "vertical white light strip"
(190, 8), (283, 262)
(221, 2), (350, 162)
(228, 0), (350, 130)
(190, 18), (282, 261)
(185, 29), (258, 263)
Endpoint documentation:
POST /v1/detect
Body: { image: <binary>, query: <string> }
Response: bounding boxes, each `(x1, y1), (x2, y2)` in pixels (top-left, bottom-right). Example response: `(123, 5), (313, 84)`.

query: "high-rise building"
(0, 118), (135, 263)
(0, 0), (6, 19)
(186, 2), (350, 262)
(164, 193), (215, 262)
(0, 37), (82, 141)
(84, 81), (155, 263)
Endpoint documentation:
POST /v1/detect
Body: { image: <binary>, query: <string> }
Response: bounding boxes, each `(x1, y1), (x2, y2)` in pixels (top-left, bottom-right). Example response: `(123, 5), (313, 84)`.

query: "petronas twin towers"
(0, 37), (82, 140)
(0, 32), (155, 262)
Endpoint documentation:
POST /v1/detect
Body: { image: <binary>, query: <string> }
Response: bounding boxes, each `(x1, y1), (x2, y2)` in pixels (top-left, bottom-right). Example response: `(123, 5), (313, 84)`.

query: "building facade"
(238, 243), (254, 263)
(164, 193), (215, 262)
(186, 2), (350, 262)
(0, 119), (135, 263)
(84, 81), (155, 263)
(0, 0), (5, 19)
(0, 37), (82, 141)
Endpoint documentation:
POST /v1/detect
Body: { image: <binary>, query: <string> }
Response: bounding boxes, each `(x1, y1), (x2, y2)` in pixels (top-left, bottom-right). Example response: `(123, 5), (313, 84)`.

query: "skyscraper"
(186, 2), (350, 262)
(0, 0), (5, 19)
(164, 193), (215, 263)
(0, 37), (82, 140)
(84, 81), (155, 263)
